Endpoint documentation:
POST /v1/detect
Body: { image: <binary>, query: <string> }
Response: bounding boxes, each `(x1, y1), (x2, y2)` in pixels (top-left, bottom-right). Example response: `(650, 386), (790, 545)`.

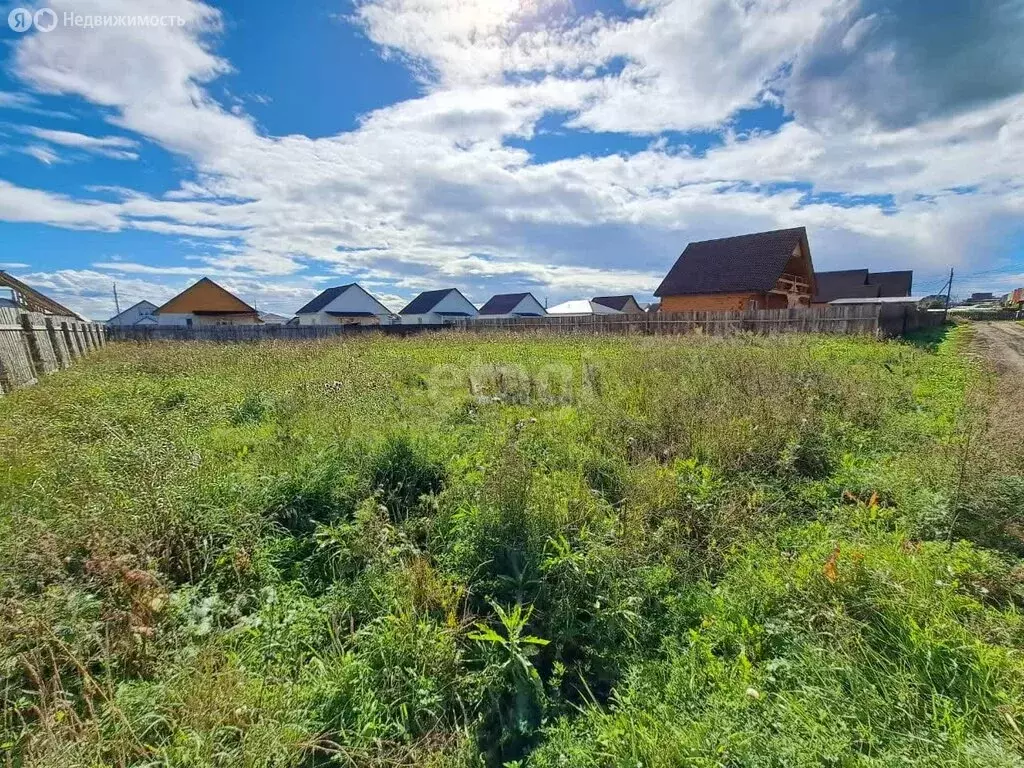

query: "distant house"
(258, 312), (291, 325)
(813, 269), (913, 304)
(548, 299), (622, 316)
(294, 284), (397, 326)
(654, 227), (814, 311)
(868, 271), (914, 298)
(592, 295), (644, 314)
(154, 278), (259, 326)
(399, 288), (478, 324)
(964, 292), (996, 305)
(106, 300), (159, 327)
(477, 292), (547, 318)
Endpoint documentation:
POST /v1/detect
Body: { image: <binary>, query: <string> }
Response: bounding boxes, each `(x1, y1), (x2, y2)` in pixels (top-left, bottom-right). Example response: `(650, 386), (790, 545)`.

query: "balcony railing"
(772, 273), (811, 294)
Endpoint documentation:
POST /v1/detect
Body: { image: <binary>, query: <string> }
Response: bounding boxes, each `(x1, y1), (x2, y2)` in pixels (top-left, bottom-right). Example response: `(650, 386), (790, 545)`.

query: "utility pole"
(943, 268), (953, 323)
(112, 282), (121, 315)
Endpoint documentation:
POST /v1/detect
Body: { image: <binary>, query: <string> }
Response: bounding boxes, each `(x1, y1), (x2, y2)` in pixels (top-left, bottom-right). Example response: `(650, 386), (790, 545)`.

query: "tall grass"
(0, 329), (1021, 766)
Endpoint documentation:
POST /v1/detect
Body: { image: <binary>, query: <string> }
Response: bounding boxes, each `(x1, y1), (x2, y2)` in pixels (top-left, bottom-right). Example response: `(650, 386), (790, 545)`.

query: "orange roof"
(156, 278), (257, 315)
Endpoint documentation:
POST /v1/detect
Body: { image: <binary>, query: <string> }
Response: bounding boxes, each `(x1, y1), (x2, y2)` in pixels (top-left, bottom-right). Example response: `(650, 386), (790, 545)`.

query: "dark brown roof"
(813, 269), (913, 302)
(399, 288), (475, 315)
(867, 271), (913, 298)
(813, 270), (879, 303)
(295, 284), (356, 314)
(654, 227), (808, 297)
(479, 292), (536, 315)
(400, 289), (455, 315)
(592, 295), (637, 311)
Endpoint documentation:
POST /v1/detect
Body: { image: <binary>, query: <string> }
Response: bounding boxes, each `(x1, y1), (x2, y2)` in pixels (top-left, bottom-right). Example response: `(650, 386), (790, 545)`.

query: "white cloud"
(0, 180), (123, 230)
(26, 127), (140, 159)
(1, 0), (1023, 322)
(21, 144), (62, 164)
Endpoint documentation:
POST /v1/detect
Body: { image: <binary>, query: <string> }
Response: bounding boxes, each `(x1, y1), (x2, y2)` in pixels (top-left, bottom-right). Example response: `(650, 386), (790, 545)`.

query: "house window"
(186, 318), (193, 328)
(746, 298), (759, 310)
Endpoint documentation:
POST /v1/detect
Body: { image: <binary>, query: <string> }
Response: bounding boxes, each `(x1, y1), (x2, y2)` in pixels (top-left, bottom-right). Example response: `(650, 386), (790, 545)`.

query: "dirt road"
(971, 322), (1024, 375)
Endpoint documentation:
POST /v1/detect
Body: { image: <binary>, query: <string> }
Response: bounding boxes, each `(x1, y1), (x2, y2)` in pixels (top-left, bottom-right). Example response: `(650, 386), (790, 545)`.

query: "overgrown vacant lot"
(2, 329), (1023, 767)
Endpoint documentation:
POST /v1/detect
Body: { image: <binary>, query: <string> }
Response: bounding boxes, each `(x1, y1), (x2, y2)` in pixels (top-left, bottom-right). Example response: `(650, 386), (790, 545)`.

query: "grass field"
(2, 328), (1023, 766)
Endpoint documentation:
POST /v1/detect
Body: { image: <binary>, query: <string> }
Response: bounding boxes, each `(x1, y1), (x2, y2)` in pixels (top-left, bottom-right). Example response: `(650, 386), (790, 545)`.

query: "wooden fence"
(0, 308), (107, 395)
(104, 304), (945, 343)
(460, 305), (889, 335)
(108, 323), (434, 342)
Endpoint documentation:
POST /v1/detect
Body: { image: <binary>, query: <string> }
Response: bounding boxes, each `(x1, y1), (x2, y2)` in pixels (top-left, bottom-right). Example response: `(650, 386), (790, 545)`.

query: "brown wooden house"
(154, 278), (260, 327)
(654, 227), (815, 311)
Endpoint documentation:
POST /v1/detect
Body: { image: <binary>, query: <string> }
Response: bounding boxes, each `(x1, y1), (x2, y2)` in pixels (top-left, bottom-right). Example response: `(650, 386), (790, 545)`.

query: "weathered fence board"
(108, 305), (901, 342)
(104, 305), (946, 345)
(20, 312), (61, 375)
(45, 317), (72, 368)
(459, 305), (886, 336)
(108, 323), (436, 342)
(0, 308), (39, 393)
(0, 310), (106, 395)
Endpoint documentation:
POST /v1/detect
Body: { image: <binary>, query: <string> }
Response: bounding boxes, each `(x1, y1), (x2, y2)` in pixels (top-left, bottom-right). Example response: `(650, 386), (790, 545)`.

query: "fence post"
(45, 317), (70, 368)
(61, 322), (81, 359)
(18, 314), (44, 378)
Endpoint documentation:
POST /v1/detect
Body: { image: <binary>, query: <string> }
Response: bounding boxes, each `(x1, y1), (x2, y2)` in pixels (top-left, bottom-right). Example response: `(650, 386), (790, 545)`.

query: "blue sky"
(1, 0), (1023, 319)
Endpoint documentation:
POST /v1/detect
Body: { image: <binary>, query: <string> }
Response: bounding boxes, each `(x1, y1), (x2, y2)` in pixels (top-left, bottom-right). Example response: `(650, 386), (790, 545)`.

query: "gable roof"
(295, 284), (355, 314)
(156, 278), (256, 315)
(654, 227), (809, 297)
(867, 270), (913, 298)
(592, 295), (638, 311)
(0, 270), (84, 319)
(399, 288), (474, 315)
(106, 299), (158, 324)
(295, 283), (392, 316)
(813, 269), (913, 302)
(478, 292), (540, 315)
(813, 270), (879, 303)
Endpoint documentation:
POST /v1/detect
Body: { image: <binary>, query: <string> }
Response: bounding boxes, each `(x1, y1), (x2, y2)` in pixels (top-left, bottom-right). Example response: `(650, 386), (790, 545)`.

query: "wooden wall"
(0, 308), (106, 395)
(659, 292), (761, 312)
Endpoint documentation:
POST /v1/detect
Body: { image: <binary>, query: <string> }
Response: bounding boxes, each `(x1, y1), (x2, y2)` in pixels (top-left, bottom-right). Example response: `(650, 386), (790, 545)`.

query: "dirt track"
(970, 322), (1024, 375)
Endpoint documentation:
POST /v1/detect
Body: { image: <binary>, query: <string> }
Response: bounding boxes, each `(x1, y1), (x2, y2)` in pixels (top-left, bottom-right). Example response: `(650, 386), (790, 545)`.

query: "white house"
(547, 299), (623, 316)
(258, 311), (291, 325)
(106, 300), (159, 326)
(294, 283), (397, 326)
(476, 292), (547, 319)
(399, 288), (478, 324)
(592, 295), (645, 314)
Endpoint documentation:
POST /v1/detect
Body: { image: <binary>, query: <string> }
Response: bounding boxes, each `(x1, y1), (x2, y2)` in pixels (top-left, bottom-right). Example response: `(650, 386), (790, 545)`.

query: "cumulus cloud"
(2, 0), (1023, 319)
(785, 0), (1024, 130)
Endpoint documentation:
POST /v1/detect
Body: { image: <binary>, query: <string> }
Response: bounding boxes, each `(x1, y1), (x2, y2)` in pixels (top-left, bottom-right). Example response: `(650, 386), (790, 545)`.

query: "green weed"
(0, 328), (1020, 767)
